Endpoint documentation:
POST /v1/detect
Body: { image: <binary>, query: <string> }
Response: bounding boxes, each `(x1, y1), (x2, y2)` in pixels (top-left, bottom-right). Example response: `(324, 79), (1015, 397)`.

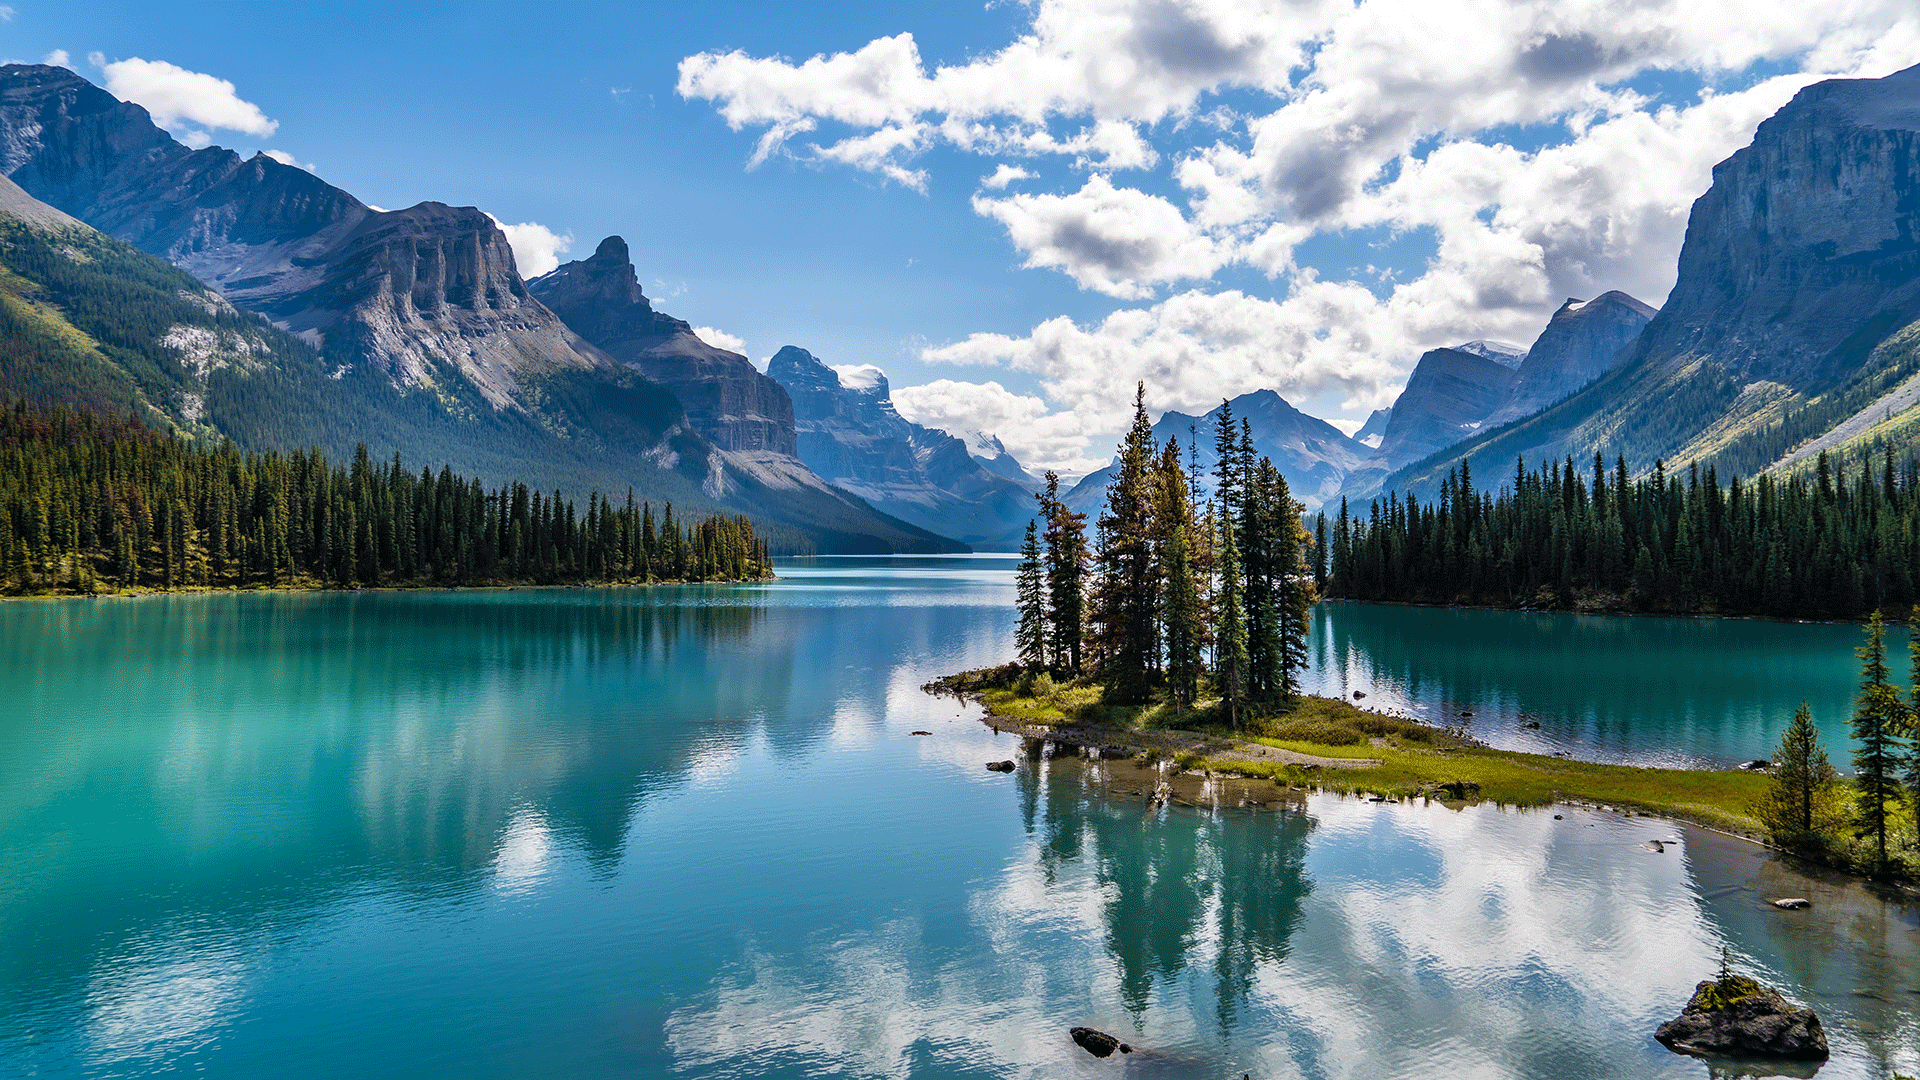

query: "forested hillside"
(0, 400), (771, 594)
(1322, 451), (1920, 618)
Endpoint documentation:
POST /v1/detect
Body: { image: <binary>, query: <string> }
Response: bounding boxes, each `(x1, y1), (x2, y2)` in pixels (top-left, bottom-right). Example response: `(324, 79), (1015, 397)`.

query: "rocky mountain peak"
(1482, 289), (1655, 427)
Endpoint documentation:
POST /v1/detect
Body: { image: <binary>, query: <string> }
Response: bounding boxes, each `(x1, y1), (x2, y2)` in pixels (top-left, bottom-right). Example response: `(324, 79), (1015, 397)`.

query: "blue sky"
(5, 1), (1918, 474)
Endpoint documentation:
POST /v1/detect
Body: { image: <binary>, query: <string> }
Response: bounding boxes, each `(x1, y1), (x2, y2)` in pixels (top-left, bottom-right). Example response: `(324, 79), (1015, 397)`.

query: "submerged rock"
(985, 760), (1016, 772)
(908, 730), (931, 736)
(1773, 897), (1811, 910)
(1655, 975), (1828, 1061)
(1068, 1027), (1132, 1058)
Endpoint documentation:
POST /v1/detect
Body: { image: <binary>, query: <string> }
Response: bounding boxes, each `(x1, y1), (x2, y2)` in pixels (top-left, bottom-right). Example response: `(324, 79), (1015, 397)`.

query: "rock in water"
(1773, 897), (1811, 910)
(985, 760), (1016, 772)
(1655, 976), (1828, 1061)
(1068, 1027), (1132, 1058)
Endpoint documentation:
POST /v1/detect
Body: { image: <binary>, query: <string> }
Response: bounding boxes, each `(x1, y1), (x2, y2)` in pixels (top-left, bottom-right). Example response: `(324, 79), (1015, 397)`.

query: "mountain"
(1340, 347), (1518, 496)
(766, 345), (1037, 548)
(1062, 389), (1366, 519)
(1482, 291), (1657, 428)
(0, 63), (951, 553)
(959, 430), (1040, 490)
(1353, 408), (1392, 449)
(528, 236), (796, 455)
(1454, 340), (1527, 368)
(1373, 63), (1920, 502)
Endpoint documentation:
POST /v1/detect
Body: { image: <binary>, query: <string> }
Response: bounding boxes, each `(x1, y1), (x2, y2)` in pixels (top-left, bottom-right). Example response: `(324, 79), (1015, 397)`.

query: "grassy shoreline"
(931, 665), (1775, 838)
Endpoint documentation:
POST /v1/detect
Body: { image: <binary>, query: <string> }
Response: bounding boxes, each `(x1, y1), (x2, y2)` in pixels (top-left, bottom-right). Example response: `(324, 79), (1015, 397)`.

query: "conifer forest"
(0, 399), (773, 594)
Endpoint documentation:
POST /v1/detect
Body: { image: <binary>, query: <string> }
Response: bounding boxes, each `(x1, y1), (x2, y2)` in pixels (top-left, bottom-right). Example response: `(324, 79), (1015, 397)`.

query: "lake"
(1, 556), (1914, 1078)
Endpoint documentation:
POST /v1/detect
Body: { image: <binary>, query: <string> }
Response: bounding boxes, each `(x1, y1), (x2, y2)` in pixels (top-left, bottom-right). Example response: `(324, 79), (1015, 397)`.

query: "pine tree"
(1015, 519), (1047, 669)
(1038, 471), (1088, 674)
(1163, 523), (1201, 713)
(1094, 383), (1160, 704)
(1850, 610), (1910, 871)
(1755, 701), (1839, 846)
(1217, 516), (1248, 728)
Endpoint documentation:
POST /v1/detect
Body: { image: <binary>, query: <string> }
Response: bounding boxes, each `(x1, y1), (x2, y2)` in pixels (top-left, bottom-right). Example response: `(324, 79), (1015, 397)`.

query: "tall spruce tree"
(1217, 516), (1249, 728)
(1756, 701), (1839, 845)
(1015, 519), (1048, 669)
(1163, 523), (1201, 713)
(1093, 384), (1161, 703)
(1849, 610), (1910, 871)
(1038, 471), (1088, 674)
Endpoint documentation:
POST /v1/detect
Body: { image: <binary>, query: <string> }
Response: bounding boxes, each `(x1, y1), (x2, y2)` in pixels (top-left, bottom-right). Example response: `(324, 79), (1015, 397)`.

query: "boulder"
(986, 760), (1016, 772)
(1352, 690), (1367, 699)
(1068, 1027), (1132, 1058)
(909, 730), (931, 736)
(1655, 976), (1828, 1061)
(1773, 898), (1811, 910)
(1740, 759), (1772, 771)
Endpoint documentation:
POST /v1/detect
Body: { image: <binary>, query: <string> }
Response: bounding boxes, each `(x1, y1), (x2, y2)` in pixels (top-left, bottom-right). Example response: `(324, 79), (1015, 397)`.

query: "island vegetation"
(0, 398), (773, 594)
(958, 388), (1920, 885)
(1317, 450), (1920, 618)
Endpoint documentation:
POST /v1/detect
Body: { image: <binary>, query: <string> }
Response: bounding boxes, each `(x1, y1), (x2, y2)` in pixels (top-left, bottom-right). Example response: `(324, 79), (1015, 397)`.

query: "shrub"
(1263, 717), (1366, 746)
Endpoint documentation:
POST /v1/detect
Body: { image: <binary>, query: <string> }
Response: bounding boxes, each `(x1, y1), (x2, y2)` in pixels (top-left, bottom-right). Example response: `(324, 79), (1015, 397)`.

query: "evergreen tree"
(1849, 610), (1910, 871)
(1015, 519), (1047, 669)
(1162, 523), (1201, 713)
(1217, 517), (1248, 728)
(1037, 471), (1088, 673)
(1092, 384), (1161, 704)
(1755, 701), (1839, 845)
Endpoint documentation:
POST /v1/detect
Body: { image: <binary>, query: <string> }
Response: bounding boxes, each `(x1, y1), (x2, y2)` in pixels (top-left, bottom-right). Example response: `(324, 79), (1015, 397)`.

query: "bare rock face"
(1655, 976), (1828, 1062)
(1484, 291), (1657, 427)
(529, 236), (799, 456)
(767, 345), (1037, 547)
(1344, 347), (1518, 494)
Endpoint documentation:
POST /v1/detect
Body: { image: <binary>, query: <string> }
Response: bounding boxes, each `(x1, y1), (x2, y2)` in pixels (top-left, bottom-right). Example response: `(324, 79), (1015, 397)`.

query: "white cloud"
(261, 148), (315, 173)
(829, 363), (886, 391)
(892, 379), (1095, 473)
(44, 50), (70, 68)
(94, 56), (278, 138)
(484, 214), (573, 278)
(693, 326), (747, 355)
(687, 0), (1920, 467)
(980, 164), (1033, 190)
(0, 7), (14, 22)
(974, 173), (1234, 298)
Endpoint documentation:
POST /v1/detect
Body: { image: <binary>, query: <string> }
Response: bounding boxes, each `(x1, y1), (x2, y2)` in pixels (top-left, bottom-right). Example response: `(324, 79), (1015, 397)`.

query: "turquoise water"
(1305, 602), (1911, 769)
(1, 558), (1915, 1078)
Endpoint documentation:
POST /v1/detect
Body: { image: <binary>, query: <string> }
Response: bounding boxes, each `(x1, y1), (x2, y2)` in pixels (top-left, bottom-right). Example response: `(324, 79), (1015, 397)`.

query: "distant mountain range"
(0, 62), (956, 554)
(767, 346), (1039, 548)
(4, 60), (1919, 544)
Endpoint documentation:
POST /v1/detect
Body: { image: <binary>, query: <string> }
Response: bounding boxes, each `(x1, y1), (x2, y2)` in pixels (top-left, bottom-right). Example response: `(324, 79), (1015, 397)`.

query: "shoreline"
(951, 681), (1920, 898)
(0, 574), (778, 603)
(1317, 596), (1912, 628)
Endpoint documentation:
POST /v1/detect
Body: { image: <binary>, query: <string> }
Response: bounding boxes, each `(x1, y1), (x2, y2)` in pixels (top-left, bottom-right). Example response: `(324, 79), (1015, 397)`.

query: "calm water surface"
(1, 557), (1914, 1078)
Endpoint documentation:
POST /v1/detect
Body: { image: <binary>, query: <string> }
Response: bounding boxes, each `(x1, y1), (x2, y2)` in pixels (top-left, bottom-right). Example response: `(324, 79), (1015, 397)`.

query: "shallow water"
(1, 558), (1913, 1077)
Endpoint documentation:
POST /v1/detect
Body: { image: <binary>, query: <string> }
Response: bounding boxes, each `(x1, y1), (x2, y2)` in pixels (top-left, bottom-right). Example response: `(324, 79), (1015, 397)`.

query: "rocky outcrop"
(1376, 63), (1920, 501)
(768, 345), (1037, 547)
(1341, 348), (1518, 497)
(1068, 1028), (1132, 1057)
(1064, 389), (1365, 517)
(1484, 291), (1657, 427)
(1655, 975), (1828, 1061)
(528, 236), (798, 455)
(1353, 408), (1392, 449)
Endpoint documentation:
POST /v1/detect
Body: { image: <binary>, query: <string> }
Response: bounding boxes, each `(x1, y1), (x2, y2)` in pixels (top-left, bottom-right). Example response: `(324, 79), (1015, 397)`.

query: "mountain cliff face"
(529, 236), (798, 455)
(1353, 408), (1392, 449)
(1375, 63), (1920, 501)
(1340, 348), (1518, 496)
(1063, 389), (1365, 518)
(1483, 291), (1656, 427)
(0, 63), (955, 553)
(767, 345), (1037, 547)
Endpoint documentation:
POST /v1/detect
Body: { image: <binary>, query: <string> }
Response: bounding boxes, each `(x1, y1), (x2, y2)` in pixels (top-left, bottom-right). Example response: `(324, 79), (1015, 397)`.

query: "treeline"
(1758, 611), (1920, 881)
(1017, 387), (1312, 723)
(1322, 451), (1920, 618)
(0, 399), (772, 594)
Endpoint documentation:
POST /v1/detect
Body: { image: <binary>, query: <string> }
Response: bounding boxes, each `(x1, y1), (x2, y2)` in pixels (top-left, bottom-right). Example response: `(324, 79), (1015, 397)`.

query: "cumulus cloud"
(94, 56), (278, 139)
(980, 164), (1034, 190)
(892, 379), (1096, 473)
(974, 173), (1234, 298)
(261, 148), (315, 172)
(693, 326), (747, 355)
(44, 50), (70, 68)
(686, 0), (1920, 469)
(484, 214), (574, 278)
